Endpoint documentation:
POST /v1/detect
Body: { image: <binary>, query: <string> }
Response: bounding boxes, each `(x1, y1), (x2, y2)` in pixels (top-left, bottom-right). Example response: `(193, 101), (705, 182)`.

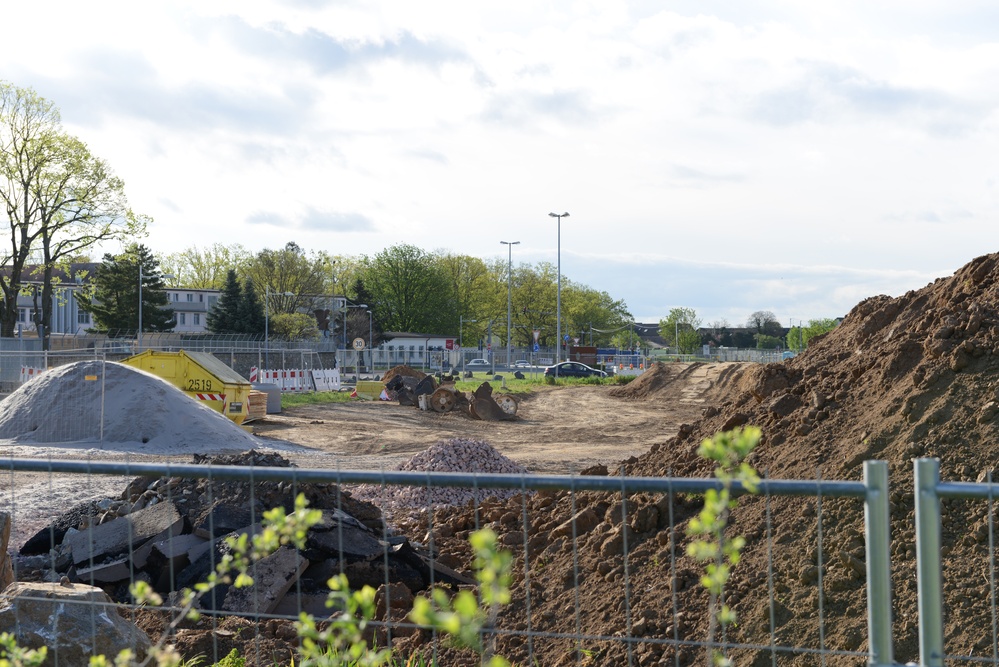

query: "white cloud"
(0, 0), (995, 324)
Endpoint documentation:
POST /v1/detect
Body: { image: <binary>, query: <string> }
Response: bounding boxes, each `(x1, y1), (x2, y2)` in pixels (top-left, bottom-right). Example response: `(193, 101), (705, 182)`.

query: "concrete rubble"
(0, 581), (152, 665)
(8, 451), (477, 622)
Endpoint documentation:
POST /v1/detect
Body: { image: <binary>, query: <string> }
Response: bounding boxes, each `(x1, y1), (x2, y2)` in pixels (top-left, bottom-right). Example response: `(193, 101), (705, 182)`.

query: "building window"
(172, 293), (178, 301)
(77, 311), (90, 324)
(194, 314), (200, 326)
(199, 294), (204, 302)
(18, 308), (27, 323)
(179, 313), (186, 325)
(186, 293), (193, 302)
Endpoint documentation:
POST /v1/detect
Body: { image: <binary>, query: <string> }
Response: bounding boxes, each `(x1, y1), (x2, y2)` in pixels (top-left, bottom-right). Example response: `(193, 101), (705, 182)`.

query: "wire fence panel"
(0, 458), (893, 667)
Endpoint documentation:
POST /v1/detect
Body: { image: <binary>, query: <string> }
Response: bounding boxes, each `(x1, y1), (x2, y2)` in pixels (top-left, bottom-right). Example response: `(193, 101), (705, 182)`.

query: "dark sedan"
(543, 362), (608, 378)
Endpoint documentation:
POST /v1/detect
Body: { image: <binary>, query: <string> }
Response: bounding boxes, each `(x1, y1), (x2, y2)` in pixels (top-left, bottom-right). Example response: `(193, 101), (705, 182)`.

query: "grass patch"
(281, 391), (356, 408)
(279, 371), (616, 409)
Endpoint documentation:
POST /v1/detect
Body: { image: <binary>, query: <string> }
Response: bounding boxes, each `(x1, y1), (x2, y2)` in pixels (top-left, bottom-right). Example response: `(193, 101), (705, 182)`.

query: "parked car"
(466, 359), (491, 368)
(513, 360), (532, 368)
(544, 361), (608, 378)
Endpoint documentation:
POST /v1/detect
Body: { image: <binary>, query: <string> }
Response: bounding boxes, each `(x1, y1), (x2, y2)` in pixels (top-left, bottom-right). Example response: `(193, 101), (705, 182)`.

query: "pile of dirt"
(381, 365), (428, 385)
(0, 361), (269, 454)
(608, 362), (687, 399)
(414, 253), (999, 665)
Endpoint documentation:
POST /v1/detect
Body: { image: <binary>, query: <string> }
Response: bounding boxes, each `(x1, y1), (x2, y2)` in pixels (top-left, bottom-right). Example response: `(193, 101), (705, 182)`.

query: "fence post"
(915, 457), (945, 667)
(864, 460), (894, 666)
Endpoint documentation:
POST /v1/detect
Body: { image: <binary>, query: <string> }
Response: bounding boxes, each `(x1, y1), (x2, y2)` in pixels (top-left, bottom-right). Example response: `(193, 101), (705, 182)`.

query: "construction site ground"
(251, 364), (736, 474)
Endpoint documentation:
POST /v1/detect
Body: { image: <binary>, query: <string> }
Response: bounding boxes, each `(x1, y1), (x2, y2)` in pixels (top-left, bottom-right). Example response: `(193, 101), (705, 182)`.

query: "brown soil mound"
(413, 253), (999, 665)
(381, 365), (428, 385)
(608, 361), (687, 399)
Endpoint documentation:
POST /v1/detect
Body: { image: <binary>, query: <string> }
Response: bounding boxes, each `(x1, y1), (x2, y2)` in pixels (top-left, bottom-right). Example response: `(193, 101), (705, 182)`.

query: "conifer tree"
(82, 244), (173, 333)
(206, 269), (242, 333)
(237, 280), (266, 334)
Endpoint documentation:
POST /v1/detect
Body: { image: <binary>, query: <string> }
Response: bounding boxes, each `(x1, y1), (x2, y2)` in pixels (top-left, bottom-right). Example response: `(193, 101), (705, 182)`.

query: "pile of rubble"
(351, 438), (531, 515)
(13, 451), (475, 622)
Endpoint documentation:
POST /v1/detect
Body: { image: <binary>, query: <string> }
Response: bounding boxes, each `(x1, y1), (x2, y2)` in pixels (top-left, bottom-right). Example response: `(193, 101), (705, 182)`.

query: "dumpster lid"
(183, 351), (250, 385)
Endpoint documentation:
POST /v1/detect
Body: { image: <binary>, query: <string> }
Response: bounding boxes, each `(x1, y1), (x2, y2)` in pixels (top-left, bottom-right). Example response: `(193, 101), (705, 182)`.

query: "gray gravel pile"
(352, 438), (530, 514)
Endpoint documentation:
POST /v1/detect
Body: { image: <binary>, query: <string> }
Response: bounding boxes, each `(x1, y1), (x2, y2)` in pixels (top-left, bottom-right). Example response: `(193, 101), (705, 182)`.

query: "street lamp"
(366, 309), (373, 373)
(549, 212), (569, 377)
(460, 316), (477, 373)
(500, 240), (520, 369)
(265, 287), (295, 369)
(346, 303), (368, 379)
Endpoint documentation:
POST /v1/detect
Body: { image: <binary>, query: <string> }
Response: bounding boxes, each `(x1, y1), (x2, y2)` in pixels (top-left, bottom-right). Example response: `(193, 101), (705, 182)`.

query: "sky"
(2, 1), (997, 327)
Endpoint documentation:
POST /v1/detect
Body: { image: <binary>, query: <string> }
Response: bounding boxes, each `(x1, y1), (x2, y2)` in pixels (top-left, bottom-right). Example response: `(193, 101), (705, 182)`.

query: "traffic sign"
(352, 338), (365, 350)
(533, 343), (540, 352)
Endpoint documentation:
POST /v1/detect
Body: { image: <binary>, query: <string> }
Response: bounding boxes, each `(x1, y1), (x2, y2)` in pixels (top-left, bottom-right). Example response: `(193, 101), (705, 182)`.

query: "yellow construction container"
(122, 350), (253, 425)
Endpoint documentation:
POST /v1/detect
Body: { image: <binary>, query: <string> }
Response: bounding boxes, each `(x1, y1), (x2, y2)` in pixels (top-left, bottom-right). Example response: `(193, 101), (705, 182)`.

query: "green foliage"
(206, 270), (265, 335)
(410, 528), (513, 666)
(270, 312), (320, 341)
(0, 632), (46, 667)
(295, 575), (392, 667)
(786, 318), (838, 352)
(362, 244), (454, 335)
(686, 427), (761, 667)
(754, 334), (782, 350)
(206, 269), (243, 334)
(81, 243), (174, 333)
(658, 308), (702, 354)
(211, 650), (244, 666)
(0, 80), (146, 342)
(158, 244), (250, 290)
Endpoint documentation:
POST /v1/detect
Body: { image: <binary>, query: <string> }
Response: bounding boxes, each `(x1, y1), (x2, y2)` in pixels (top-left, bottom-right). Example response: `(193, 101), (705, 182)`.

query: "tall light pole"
(460, 316), (476, 373)
(549, 212), (569, 377)
(138, 263), (143, 351)
(366, 309), (373, 373)
(500, 240), (520, 368)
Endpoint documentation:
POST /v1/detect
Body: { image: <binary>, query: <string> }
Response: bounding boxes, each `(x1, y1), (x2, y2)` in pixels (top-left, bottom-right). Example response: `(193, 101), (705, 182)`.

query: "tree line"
(1, 81), (838, 352)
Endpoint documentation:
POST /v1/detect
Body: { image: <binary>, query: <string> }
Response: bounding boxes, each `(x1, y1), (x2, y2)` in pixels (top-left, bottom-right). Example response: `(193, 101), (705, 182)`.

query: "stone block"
(221, 546), (309, 615)
(0, 581), (151, 664)
(65, 500), (182, 565)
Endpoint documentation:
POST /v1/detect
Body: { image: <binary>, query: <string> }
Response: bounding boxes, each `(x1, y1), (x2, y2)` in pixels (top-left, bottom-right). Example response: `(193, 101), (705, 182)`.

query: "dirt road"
(252, 382), (701, 474)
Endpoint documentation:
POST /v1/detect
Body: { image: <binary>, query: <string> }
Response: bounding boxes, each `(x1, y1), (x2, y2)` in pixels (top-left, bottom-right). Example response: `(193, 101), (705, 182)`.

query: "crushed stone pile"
(352, 438), (530, 515)
(403, 253), (999, 666)
(0, 360), (266, 454)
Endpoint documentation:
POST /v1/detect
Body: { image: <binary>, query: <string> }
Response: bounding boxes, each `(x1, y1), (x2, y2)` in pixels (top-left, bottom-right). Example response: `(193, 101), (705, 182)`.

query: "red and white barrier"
(249, 367), (312, 392)
(19, 367), (46, 384)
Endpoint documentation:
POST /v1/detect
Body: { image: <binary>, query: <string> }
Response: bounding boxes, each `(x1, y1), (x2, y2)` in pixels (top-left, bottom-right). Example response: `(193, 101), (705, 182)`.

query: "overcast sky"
(2, 1), (996, 326)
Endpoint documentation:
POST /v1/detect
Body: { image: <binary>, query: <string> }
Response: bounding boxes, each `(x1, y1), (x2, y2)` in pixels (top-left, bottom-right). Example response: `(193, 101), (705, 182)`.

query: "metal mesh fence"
(0, 458), (896, 666)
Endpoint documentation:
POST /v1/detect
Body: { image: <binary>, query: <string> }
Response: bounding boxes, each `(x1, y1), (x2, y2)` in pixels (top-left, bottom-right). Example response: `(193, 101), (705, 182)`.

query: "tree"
(206, 269), (242, 334)
(747, 310), (782, 337)
(659, 307), (702, 354)
(270, 312), (320, 340)
(244, 242), (331, 316)
(159, 243), (250, 289)
(81, 244), (173, 333)
(787, 318), (839, 352)
(0, 81), (146, 345)
(362, 244), (453, 334)
(236, 280), (265, 334)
